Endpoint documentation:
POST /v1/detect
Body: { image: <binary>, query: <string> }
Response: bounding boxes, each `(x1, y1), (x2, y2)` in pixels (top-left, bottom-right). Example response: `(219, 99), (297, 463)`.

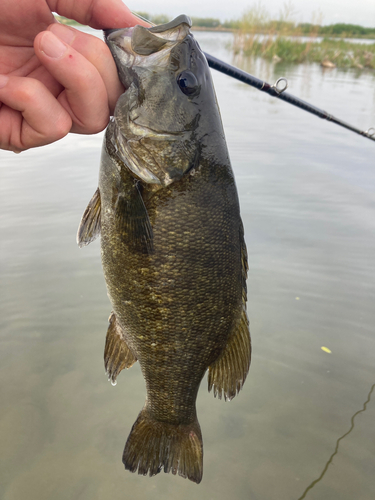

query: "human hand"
(0, 0), (149, 152)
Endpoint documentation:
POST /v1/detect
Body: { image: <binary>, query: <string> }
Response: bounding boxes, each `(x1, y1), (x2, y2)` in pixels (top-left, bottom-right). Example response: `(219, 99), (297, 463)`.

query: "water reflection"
(232, 53), (375, 95)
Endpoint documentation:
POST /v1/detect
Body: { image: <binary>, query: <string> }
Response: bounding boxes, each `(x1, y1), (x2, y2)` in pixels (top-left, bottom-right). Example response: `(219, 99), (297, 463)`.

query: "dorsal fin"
(208, 306), (251, 401)
(208, 220), (251, 401)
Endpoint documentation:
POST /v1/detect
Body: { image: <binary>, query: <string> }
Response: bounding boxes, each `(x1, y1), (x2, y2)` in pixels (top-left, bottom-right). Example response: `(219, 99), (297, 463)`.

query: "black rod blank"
(205, 53), (375, 143)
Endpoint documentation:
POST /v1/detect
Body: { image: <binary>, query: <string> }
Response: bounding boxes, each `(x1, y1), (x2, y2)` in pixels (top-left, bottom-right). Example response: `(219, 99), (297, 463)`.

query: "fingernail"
(40, 32), (67, 58)
(49, 24), (76, 45)
(0, 74), (9, 89)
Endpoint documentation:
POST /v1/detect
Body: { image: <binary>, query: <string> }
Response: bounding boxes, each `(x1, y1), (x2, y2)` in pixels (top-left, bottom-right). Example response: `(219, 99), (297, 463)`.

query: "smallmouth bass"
(77, 15), (251, 484)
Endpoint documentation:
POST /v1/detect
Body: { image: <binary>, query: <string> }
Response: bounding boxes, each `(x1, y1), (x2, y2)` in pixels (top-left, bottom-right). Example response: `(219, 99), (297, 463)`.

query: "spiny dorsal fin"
(104, 312), (137, 385)
(77, 188), (101, 248)
(208, 306), (251, 401)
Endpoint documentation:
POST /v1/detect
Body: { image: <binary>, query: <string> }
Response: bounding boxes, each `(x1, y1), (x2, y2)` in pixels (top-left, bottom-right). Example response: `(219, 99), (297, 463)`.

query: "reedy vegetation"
(233, 2), (375, 69)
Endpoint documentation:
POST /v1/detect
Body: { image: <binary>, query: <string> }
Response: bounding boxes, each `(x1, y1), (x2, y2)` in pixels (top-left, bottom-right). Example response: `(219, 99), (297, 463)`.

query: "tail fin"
(123, 407), (203, 484)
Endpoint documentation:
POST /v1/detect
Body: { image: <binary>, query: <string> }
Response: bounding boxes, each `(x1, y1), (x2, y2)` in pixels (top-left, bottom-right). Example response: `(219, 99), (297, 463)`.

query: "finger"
(47, 0), (150, 30)
(34, 30), (110, 134)
(0, 0), (56, 43)
(47, 23), (123, 114)
(0, 74), (72, 151)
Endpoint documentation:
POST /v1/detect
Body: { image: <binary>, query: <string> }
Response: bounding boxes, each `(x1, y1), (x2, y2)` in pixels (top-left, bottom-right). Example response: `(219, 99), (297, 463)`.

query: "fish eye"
(177, 71), (200, 96)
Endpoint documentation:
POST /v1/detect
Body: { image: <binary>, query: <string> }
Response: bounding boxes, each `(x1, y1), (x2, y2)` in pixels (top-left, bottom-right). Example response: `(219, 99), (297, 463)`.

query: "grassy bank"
(54, 16), (83, 26)
(233, 4), (375, 69)
(234, 36), (375, 69)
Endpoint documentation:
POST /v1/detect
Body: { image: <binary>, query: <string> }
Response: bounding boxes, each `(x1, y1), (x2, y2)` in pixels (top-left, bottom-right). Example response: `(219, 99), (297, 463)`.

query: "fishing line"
(297, 383), (375, 499)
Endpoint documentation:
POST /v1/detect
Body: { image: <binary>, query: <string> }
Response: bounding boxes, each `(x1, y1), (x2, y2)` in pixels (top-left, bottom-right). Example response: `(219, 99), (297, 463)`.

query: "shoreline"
(53, 16), (375, 41)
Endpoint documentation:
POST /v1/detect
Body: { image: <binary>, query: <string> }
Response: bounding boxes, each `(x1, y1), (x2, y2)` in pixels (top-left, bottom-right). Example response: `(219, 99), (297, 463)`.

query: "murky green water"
(1, 30), (375, 500)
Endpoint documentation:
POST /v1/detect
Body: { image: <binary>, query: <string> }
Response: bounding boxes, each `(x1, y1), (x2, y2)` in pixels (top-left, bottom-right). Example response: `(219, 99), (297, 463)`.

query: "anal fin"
(104, 312), (137, 385)
(77, 188), (101, 248)
(208, 306), (251, 401)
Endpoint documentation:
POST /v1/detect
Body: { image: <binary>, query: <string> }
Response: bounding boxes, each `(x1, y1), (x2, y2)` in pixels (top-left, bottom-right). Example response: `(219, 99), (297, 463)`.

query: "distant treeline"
(136, 13), (375, 38)
(238, 20), (375, 38)
(135, 13), (170, 26)
(54, 12), (375, 39)
(135, 12), (239, 29)
(295, 23), (375, 38)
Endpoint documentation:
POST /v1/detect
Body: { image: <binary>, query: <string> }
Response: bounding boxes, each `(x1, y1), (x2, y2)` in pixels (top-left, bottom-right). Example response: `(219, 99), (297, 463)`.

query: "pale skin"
(0, 0), (149, 152)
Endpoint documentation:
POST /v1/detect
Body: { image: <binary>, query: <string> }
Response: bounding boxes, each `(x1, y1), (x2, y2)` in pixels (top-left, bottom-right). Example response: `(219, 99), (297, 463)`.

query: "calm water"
(1, 30), (375, 500)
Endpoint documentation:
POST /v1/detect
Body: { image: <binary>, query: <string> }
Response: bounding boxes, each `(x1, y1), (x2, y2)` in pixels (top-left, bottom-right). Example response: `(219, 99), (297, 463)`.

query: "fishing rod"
(130, 12), (375, 143)
(205, 54), (375, 143)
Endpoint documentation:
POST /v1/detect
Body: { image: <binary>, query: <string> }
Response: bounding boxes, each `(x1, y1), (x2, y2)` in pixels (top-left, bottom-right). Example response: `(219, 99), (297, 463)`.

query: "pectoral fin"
(115, 181), (154, 254)
(77, 188), (101, 248)
(104, 312), (137, 385)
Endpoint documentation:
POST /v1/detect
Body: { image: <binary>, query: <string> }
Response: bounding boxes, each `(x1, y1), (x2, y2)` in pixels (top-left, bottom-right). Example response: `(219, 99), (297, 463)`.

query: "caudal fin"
(123, 407), (203, 484)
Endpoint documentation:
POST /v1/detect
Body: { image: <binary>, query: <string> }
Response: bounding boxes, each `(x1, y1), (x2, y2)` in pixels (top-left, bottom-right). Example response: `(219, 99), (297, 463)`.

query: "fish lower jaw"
(128, 118), (186, 140)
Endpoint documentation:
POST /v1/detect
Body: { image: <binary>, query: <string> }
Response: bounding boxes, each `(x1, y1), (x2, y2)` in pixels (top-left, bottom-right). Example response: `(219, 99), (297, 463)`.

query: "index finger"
(46, 23), (123, 115)
(34, 31), (110, 134)
(47, 0), (149, 29)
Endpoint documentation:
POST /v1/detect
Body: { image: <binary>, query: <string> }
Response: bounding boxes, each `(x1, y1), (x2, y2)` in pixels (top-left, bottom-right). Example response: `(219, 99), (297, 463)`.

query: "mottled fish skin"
(78, 15), (251, 484)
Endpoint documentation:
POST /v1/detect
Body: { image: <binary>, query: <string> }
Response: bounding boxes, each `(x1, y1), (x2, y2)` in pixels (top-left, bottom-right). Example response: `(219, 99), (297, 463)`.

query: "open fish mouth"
(103, 15), (192, 72)
(104, 15), (193, 122)
(104, 15), (192, 47)
(128, 117), (190, 139)
(104, 15), (205, 186)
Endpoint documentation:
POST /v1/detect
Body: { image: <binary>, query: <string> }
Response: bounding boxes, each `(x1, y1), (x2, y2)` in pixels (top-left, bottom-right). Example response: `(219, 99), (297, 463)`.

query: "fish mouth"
(103, 15), (192, 47)
(128, 118), (189, 140)
(104, 15), (191, 64)
(104, 16), (192, 100)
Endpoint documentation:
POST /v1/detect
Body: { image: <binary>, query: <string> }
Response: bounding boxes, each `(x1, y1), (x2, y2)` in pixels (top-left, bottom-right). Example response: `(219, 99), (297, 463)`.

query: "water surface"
(1, 30), (375, 500)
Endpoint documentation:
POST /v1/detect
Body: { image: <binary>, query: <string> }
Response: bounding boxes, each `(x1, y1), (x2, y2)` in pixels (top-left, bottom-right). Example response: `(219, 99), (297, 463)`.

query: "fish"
(77, 14), (251, 484)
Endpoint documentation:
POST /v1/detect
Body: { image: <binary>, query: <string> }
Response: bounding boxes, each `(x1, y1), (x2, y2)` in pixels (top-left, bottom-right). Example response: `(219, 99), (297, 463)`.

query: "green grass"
(233, 3), (375, 70)
(54, 15), (84, 26)
(235, 35), (375, 69)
